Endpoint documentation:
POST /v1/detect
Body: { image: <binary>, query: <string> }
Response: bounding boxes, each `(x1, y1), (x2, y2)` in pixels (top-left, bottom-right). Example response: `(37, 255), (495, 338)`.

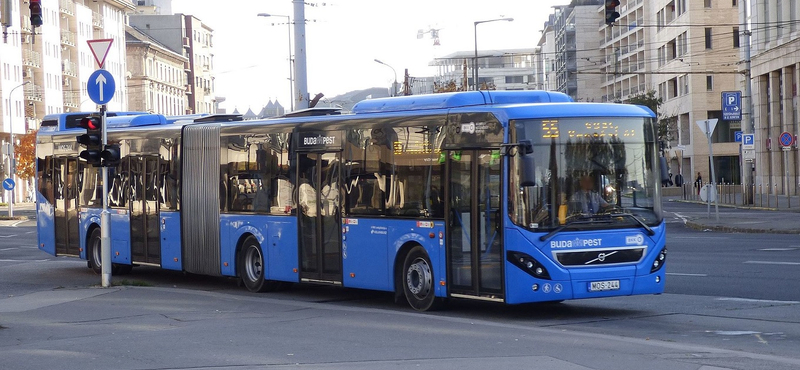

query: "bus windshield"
(509, 116), (662, 232)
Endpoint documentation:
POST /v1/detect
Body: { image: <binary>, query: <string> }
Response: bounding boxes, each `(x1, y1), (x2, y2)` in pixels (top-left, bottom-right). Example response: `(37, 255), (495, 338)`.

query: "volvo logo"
(585, 250), (619, 265)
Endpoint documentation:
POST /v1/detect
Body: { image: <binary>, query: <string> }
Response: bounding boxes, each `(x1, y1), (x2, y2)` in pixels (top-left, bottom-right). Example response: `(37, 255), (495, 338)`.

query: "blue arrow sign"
(87, 69), (115, 105)
(721, 91), (741, 121)
(2, 178), (15, 191)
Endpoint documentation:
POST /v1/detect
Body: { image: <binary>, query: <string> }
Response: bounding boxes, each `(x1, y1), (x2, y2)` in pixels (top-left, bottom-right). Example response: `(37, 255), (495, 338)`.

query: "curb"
(685, 220), (800, 234)
(671, 199), (800, 212)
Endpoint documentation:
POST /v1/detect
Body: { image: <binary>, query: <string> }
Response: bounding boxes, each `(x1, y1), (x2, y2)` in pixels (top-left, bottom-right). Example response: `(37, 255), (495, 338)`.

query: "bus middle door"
(296, 150), (343, 284)
(129, 155), (161, 265)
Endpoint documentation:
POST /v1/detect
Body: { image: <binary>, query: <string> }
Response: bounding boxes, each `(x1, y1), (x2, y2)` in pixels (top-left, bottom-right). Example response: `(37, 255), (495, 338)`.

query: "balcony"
(92, 11), (104, 29)
(60, 30), (75, 47)
(23, 49), (41, 68)
(182, 37), (190, 49)
(21, 16), (32, 33)
(184, 61), (191, 71)
(62, 60), (78, 77)
(24, 84), (44, 102)
(185, 85), (193, 95)
(63, 90), (80, 108)
(59, 0), (75, 16)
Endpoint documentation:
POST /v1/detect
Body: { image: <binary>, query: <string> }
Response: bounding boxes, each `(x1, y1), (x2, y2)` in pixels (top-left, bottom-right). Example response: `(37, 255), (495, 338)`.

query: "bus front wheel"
(239, 236), (279, 293)
(401, 246), (442, 311)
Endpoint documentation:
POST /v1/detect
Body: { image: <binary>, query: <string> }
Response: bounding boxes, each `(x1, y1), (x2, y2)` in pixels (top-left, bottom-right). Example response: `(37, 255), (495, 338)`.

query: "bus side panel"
(36, 196), (56, 256)
(160, 211), (182, 271)
(220, 214), (299, 282)
(388, 220), (447, 298)
(110, 210), (131, 265)
(504, 229), (572, 304)
(265, 217), (299, 283)
(341, 218), (390, 291)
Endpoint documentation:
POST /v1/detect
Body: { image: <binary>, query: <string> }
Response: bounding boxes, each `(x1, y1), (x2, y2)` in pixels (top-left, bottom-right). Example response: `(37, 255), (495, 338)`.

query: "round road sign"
(779, 131), (794, 147)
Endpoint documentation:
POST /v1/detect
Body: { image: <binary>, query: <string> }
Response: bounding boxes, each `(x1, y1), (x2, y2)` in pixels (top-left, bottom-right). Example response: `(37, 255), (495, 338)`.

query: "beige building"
(600, 0), (649, 103)
(125, 25), (187, 115)
(749, 0), (800, 196)
(650, 0), (741, 186)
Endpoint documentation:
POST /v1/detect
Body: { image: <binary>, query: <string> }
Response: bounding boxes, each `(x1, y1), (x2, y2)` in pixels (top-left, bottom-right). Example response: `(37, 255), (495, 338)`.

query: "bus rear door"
(54, 158), (81, 256)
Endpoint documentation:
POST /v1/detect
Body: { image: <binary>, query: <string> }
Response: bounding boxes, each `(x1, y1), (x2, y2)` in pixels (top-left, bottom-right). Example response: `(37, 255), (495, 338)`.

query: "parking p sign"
(722, 91), (742, 121)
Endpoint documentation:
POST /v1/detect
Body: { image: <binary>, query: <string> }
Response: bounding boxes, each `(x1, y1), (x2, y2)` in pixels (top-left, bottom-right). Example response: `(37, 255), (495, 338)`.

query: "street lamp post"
(257, 13), (294, 112)
(6, 81), (29, 218)
(374, 59), (397, 97)
(473, 17), (513, 91)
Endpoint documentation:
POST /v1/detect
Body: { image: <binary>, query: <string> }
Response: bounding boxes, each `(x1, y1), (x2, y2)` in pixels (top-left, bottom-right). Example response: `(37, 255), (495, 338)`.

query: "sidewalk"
(666, 196), (800, 234)
(0, 202), (36, 226)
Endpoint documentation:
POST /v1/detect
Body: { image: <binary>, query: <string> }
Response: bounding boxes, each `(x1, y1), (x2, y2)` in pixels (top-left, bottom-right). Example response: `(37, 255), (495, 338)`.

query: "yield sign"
(87, 38), (114, 68)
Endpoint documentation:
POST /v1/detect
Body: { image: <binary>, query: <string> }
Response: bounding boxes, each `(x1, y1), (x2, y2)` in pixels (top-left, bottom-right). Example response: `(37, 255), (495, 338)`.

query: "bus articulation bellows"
(36, 90), (666, 311)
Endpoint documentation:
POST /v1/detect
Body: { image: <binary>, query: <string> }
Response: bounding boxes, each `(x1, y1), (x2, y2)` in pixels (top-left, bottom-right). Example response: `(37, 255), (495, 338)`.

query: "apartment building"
(599, 0), (648, 104)
(0, 0), (133, 202)
(749, 0), (800, 196)
(125, 25), (187, 115)
(432, 49), (541, 92)
(553, 1), (604, 102)
(129, 13), (216, 115)
(651, 0), (741, 185)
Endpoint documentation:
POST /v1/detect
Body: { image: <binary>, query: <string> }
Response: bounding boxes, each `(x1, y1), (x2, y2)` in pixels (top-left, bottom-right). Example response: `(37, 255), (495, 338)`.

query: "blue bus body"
(36, 91), (665, 310)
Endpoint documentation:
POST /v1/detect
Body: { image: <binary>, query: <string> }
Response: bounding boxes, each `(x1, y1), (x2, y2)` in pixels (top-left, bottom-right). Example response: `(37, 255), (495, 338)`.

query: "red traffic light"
(79, 116), (102, 131)
(29, 0), (43, 27)
(606, 0), (620, 8)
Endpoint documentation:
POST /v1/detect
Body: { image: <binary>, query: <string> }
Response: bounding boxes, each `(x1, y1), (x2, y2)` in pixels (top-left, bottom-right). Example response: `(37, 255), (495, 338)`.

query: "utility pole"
(293, 0), (308, 110)
(740, 0), (754, 204)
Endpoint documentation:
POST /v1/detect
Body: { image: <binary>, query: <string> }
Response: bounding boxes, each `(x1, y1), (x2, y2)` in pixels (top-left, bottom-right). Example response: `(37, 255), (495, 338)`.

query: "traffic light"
(29, 0), (43, 27)
(605, 0), (621, 26)
(101, 144), (121, 167)
(77, 115), (102, 166)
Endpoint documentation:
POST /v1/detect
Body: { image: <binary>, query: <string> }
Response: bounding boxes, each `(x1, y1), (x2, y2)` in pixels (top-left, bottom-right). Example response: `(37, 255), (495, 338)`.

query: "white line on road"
(758, 248), (799, 251)
(744, 260), (800, 266)
(0, 234), (18, 238)
(0, 247), (19, 251)
(666, 272), (708, 277)
(717, 297), (800, 304)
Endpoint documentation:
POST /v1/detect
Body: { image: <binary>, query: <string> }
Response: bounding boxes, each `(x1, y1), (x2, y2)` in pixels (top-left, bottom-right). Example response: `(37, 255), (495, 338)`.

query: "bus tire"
(401, 246), (442, 311)
(238, 236), (277, 293)
(88, 228), (102, 275)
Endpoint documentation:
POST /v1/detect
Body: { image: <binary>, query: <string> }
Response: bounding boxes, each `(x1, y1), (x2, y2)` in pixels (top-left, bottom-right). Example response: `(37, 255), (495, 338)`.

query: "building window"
(705, 28), (713, 49)
(704, 0), (712, 7)
(733, 27), (740, 48)
(706, 75), (714, 91)
(732, 0), (737, 5)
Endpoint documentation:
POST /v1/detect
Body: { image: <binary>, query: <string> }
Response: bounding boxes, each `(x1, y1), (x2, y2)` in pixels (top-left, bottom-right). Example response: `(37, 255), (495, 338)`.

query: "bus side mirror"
(518, 140), (536, 187)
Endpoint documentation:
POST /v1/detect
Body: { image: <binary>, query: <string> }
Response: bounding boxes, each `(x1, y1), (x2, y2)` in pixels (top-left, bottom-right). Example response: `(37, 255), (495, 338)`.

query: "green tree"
(627, 90), (676, 151)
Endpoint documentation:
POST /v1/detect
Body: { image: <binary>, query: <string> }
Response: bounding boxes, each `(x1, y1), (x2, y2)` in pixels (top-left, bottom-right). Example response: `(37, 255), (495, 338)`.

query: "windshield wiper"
(605, 212), (655, 236)
(537, 212), (655, 242)
(538, 216), (611, 242)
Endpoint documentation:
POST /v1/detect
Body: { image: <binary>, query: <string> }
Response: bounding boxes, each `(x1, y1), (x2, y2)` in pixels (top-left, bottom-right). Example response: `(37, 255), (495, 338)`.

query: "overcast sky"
(171, 0), (570, 112)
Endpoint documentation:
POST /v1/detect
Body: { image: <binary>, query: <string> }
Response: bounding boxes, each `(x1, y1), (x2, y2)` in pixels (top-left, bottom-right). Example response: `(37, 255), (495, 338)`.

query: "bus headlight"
(650, 247), (667, 273)
(508, 251), (551, 280)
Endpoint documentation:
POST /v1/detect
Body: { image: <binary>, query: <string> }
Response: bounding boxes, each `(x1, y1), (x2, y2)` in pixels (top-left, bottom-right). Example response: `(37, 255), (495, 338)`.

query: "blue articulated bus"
(36, 90), (666, 311)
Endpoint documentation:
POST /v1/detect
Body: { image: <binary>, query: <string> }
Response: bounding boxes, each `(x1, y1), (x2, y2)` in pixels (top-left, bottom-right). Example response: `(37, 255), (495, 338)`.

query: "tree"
(626, 90), (676, 152)
(15, 130), (37, 180)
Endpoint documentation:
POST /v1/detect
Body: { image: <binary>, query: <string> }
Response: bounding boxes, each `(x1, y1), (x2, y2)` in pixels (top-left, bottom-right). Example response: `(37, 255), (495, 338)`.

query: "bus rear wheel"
(239, 236), (279, 293)
(401, 246), (442, 311)
(88, 228), (102, 275)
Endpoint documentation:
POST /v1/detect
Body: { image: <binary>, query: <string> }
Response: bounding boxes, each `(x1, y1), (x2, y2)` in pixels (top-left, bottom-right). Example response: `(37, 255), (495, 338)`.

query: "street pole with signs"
(697, 119), (720, 221)
(87, 39), (115, 287)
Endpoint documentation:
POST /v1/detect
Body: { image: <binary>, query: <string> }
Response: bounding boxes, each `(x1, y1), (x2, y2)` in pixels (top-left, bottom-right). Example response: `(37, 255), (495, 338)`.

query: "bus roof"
(493, 102), (656, 120)
(350, 90), (573, 114)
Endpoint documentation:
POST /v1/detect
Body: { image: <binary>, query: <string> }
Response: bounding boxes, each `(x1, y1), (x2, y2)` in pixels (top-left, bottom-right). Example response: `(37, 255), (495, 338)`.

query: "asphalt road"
(2, 207), (800, 370)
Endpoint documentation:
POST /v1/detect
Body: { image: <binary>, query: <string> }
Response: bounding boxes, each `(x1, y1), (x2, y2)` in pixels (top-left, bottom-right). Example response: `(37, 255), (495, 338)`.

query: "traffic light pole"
(100, 105), (111, 287)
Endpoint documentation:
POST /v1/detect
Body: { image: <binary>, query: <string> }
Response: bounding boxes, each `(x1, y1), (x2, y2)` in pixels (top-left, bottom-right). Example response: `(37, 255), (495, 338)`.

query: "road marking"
(744, 260), (800, 266)
(717, 297), (800, 304)
(0, 247), (19, 251)
(0, 259), (51, 262)
(667, 272), (708, 277)
(758, 248), (798, 251)
(672, 212), (689, 224)
(0, 234), (18, 238)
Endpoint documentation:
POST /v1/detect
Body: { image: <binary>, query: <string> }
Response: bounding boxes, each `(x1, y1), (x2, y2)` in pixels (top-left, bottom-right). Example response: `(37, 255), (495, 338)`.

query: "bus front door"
(447, 149), (504, 300)
(297, 152), (343, 283)
(54, 157), (80, 256)
(129, 156), (161, 265)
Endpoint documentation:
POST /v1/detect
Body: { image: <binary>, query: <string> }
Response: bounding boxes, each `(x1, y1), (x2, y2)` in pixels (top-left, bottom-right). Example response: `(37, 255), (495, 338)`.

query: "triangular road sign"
(87, 39), (114, 68)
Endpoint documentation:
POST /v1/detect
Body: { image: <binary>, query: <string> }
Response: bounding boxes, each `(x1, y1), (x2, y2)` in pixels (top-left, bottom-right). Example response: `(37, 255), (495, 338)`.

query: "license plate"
(589, 280), (620, 292)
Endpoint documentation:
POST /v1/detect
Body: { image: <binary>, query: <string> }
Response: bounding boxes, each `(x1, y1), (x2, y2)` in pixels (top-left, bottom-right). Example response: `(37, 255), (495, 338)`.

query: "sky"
(170, 0), (570, 112)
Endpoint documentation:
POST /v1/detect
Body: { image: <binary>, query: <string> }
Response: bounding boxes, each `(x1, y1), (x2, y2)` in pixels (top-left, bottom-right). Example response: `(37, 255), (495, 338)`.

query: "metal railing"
(23, 49), (41, 68)
(679, 181), (799, 210)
